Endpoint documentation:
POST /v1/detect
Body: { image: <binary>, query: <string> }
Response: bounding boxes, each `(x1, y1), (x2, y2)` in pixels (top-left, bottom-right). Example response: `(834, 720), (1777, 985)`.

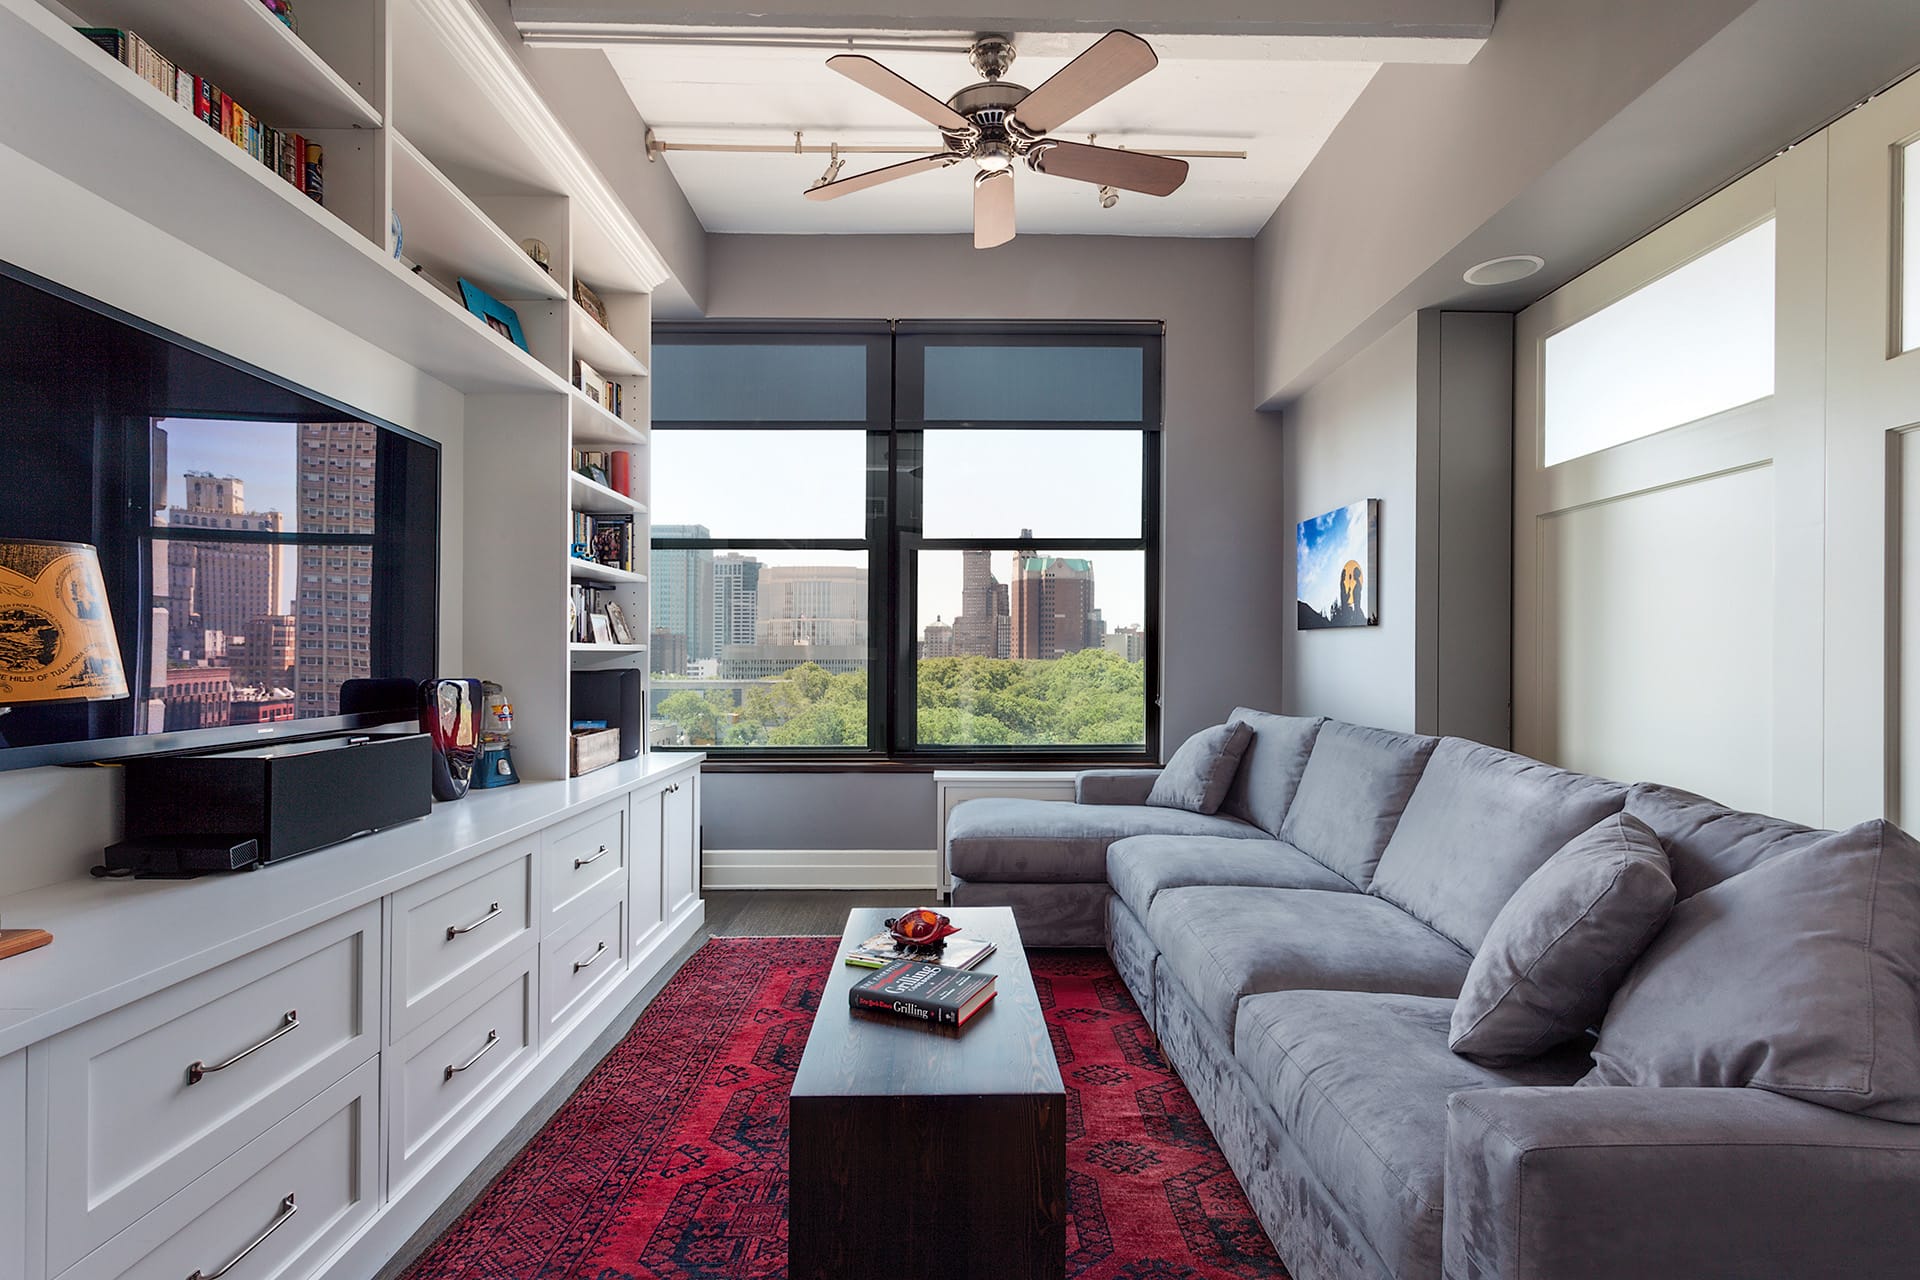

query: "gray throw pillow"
(1449, 812), (1674, 1065)
(1581, 819), (1920, 1121)
(1147, 722), (1255, 815)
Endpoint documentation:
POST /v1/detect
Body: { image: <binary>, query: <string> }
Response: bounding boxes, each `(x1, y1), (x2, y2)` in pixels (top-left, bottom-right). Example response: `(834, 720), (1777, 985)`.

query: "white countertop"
(0, 753), (702, 1057)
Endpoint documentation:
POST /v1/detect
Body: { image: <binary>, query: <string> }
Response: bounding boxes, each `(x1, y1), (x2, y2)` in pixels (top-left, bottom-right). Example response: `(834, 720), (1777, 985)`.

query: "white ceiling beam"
(508, 0), (1494, 42)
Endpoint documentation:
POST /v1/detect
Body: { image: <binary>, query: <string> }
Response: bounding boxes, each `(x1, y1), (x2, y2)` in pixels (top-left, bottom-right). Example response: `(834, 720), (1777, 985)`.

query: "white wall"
(0, 141), (469, 895)
(1514, 69), (1920, 829)
(691, 232), (1285, 858)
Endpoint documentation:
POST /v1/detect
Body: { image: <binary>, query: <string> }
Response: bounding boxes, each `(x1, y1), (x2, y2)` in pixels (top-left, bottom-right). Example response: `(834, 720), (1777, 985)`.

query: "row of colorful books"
(572, 449), (634, 497)
(570, 512), (636, 574)
(845, 925), (999, 1027)
(77, 28), (323, 205)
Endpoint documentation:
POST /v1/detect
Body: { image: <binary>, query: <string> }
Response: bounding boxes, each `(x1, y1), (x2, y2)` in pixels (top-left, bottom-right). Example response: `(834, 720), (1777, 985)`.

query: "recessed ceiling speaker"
(1463, 254), (1545, 287)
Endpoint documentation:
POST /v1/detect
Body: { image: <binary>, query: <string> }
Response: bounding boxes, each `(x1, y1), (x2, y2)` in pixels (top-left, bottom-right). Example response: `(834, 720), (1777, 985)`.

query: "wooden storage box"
(569, 728), (620, 777)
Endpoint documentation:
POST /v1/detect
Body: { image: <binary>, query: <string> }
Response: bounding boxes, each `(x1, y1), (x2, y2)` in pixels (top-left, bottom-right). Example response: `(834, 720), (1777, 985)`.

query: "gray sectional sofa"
(944, 709), (1920, 1280)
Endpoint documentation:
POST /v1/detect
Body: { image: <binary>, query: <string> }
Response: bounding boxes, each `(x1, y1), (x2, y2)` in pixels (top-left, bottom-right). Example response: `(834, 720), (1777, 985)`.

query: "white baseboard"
(701, 848), (940, 891)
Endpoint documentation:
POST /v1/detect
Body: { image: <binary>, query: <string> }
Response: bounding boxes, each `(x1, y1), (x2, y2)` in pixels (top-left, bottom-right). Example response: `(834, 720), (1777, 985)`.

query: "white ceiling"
(601, 32), (1391, 239)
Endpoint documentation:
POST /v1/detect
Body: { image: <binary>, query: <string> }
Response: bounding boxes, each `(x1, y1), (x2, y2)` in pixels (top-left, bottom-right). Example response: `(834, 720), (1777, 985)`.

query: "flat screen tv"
(0, 262), (439, 772)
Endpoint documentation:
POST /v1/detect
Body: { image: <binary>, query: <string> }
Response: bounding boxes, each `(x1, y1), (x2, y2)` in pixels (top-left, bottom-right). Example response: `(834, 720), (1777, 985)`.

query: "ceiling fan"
(804, 30), (1188, 249)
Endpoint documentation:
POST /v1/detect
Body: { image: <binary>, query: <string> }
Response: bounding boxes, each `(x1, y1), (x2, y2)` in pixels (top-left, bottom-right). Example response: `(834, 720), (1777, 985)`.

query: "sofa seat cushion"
(1218, 708), (1325, 835)
(1368, 738), (1628, 953)
(1148, 885), (1472, 1048)
(1235, 991), (1592, 1280)
(1278, 721), (1439, 889)
(947, 798), (1267, 883)
(1108, 835), (1357, 921)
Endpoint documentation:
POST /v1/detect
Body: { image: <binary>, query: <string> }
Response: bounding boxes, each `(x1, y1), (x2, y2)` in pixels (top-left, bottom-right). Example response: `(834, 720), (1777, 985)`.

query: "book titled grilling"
(849, 959), (996, 1027)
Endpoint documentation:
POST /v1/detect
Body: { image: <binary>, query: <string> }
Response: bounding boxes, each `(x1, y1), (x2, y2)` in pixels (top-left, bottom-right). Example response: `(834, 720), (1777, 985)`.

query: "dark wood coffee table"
(789, 905), (1066, 1280)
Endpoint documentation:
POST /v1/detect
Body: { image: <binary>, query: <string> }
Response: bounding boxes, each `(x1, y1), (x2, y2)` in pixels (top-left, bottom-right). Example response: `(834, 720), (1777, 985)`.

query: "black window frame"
(650, 319), (1162, 767)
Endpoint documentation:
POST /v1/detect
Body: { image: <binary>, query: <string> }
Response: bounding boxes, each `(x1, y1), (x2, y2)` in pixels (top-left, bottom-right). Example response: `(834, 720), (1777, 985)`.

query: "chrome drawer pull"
(573, 940), (608, 973)
(666, 782), (679, 793)
(186, 1011), (298, 1085)
(446, 902), (502, 941)
(187, 1193), (297, 1280)
(574, 844), (611, 870)
(444, 1029), (500, 1081)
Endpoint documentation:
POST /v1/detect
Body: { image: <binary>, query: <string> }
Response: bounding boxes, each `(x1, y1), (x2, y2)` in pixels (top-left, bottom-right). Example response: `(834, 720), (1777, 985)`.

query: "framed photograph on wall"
(1296, 498), (1379, 628)
(457, 279), (530, 353)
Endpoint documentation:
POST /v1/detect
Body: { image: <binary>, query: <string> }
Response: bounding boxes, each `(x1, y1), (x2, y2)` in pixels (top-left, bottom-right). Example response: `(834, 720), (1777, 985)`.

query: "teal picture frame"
(458, 278), (529, 353)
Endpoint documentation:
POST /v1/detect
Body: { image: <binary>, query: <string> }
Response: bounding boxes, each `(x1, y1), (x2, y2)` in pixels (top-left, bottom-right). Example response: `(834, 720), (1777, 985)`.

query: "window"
(1543, 219), (1776, 465)
(649, 322), (1161, 759)
(1903, 139), (1920, 354)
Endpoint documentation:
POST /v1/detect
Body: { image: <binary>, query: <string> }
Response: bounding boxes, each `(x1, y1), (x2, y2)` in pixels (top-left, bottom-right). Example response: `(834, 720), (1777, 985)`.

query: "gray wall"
(696, 232), (1283, 852)
(1252, 0), (1920, 408)
(1280, 311), (1511, 742)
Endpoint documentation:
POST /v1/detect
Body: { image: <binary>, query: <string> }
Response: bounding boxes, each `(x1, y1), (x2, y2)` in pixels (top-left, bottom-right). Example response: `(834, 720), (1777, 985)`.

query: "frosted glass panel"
(1543, 220), (1775, 465)
(1904, 141), (1920, 354)
(652, 343), (868, 421)
(922, 345), (1143, 421)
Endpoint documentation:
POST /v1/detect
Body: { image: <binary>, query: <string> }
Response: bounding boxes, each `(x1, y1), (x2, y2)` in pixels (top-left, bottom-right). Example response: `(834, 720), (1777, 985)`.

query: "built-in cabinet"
(0, 755), (703, 1280)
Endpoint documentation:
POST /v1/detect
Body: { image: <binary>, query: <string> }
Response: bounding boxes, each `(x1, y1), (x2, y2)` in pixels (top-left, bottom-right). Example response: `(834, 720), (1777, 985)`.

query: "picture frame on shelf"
(458, 279), (529, 353)
(590, 613), (613, 645)
(605, 602), (634, 645)
(574, 277), (610, 330)
(576, 358), (607, 409)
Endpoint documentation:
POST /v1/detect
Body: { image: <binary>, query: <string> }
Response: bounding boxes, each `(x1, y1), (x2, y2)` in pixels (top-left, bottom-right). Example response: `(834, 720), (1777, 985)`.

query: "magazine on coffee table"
(843, 928), (997, 971)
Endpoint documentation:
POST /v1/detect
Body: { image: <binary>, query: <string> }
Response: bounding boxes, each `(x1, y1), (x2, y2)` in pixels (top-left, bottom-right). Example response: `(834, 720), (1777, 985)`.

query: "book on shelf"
(845, 929), (996, 971)
(570, 512), (634, 573)
(568, 582), (615, 642)
(76, 28), (322, 205)
(610, 450), (631, 497)
(850, 960), (996, 1027)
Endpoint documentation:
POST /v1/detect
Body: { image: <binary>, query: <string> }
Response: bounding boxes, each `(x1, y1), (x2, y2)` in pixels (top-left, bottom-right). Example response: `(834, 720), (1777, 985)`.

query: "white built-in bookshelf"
(0, 0), (663, 780)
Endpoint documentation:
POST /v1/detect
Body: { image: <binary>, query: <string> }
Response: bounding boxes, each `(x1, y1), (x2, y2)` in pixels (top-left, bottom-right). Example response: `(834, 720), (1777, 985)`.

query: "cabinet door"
(629, 787), (665, 956)
(1, 1050), (22, 1280)
(663, 773), (698, 920)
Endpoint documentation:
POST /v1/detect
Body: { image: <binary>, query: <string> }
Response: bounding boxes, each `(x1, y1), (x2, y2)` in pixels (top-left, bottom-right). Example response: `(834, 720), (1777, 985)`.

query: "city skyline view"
(160, 417), (302, 613)
(649, 427), (1148, 631)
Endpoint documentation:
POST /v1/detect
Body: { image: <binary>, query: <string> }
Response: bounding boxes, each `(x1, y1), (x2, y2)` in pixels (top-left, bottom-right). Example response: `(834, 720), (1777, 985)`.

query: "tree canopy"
(651, 648), (1146, 748)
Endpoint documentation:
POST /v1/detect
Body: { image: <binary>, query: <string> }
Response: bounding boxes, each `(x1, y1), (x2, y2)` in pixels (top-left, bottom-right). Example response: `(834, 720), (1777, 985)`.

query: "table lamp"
(0, 539), (126, 963)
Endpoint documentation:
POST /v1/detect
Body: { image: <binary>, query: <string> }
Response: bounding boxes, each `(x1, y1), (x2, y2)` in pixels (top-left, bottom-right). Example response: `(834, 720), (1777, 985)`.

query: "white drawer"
(389, 954), (536, 1191)
(541, 896), (625, 1038)
(543, 800), (625, 935)
(62, 1057), (378, 1280)
(390, 837), (535, 1039)
(44, 903), (378, 1275)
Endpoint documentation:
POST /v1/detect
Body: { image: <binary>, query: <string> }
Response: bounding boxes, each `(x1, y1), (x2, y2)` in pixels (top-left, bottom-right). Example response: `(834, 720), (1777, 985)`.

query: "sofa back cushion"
(1623, 782), (1827, 900)
(1583, 819), (1920, 1122)
(1368, 739), (1629, 952)
(1148, 721), (1256, 815)
(1218, 709), (1324, 836)
(1277, 721), (1438, 888)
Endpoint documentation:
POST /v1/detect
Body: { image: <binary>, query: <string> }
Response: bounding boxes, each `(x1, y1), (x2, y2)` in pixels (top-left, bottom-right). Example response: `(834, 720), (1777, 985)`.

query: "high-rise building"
(236, 614), (296, 689)
(1103, 625), (1147, 663)
(991, 582), (1011, 659)
(649, 628), (688, 677)
(1010, 551), (1098, 660)
(651, 524), (714, 663)
(719, 564), (869, 677)
(165, 471), (283, 657)
(712, 553), (761, 653)
(294, 423), (377, 718)
(951, 548), (1010, 658)
(921, 616), (953, 657)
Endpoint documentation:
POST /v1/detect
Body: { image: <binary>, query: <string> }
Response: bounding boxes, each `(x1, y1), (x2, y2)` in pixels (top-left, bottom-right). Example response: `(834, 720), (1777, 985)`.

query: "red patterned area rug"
(403, 936), (1289, 1280)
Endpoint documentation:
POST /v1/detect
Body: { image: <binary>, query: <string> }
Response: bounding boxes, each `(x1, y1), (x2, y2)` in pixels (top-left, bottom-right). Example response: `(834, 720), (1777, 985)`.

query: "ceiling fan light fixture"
(1098, 184), (1119, 209)
(1463, 254), (1546, 287)
(974, 140), (1014, 172)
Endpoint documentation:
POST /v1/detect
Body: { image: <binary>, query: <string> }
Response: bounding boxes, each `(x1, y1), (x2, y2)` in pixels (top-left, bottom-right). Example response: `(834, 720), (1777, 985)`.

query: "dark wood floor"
(378, 890), (929, 1280)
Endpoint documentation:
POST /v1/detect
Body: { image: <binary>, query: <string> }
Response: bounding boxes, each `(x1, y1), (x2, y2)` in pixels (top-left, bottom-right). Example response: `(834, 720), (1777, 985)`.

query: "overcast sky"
(651, 428), (1149, 632)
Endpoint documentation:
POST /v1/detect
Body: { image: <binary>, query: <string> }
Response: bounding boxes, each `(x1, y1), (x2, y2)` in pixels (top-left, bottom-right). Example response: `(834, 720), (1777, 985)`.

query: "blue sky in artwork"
(1296, 501), (1370, 613)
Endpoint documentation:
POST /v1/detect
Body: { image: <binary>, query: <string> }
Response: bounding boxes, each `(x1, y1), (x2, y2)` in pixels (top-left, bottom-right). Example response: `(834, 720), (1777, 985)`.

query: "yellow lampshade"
(0, 540), (128, 704)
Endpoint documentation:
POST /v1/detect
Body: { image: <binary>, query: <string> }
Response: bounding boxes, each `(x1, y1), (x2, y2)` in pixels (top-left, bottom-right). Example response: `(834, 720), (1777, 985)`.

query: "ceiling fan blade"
(805, 153), (957, 201)
(826, 54), (970, 133)
(1011, 30), (1157, 135)
(1028, 140), (1188, 197)
(974, 170), (1015, 249)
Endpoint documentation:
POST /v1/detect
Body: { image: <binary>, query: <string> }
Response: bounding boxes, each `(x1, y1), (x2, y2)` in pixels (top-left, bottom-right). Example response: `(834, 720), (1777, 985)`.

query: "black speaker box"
(123, 731), (433, 865)
(571, 668), (643, 760)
